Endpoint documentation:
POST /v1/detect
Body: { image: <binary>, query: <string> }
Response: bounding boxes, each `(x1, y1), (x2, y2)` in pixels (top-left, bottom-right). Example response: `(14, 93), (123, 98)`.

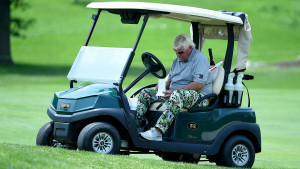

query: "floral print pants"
(136, 88), (209, 133)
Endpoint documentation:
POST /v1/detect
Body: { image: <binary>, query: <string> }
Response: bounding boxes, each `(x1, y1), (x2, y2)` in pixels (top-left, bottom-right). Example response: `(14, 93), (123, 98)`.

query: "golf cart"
(36, 2), (261, 168)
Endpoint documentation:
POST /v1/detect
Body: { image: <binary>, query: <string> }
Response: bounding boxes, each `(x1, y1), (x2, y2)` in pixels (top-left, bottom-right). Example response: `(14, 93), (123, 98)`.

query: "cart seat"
(149, 66), (224, 112)
(211, 66), (225, 95)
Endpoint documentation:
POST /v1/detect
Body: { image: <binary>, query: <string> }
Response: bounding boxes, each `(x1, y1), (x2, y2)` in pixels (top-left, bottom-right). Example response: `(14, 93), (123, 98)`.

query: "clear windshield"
(67, 46), (132, 83)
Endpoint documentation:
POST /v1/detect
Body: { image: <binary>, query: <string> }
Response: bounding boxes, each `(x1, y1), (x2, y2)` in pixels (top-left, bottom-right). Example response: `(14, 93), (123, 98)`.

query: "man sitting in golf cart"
(137, 34), (212, 141)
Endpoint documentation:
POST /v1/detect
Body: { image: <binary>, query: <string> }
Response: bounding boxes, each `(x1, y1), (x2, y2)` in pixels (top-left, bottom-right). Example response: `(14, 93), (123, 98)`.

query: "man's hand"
(162, 90), (174, 98)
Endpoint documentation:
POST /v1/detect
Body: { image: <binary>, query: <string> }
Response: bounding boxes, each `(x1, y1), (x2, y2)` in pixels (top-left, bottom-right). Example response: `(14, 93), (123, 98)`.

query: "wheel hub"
(92, 132), (113, 154)
(232, 144), (249, 166)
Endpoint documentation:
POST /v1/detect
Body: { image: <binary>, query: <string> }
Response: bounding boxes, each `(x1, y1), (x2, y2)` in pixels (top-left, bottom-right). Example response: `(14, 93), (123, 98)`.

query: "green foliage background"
(0, 0), (300, 168)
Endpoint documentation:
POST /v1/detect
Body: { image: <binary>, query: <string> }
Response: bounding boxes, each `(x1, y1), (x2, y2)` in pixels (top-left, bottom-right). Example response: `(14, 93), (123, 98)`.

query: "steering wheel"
(141, 52), (167, 79)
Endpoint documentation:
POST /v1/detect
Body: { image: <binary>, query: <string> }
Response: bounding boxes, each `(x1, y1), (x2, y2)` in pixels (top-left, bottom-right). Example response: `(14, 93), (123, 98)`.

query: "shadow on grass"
(0, 64), (71, 76)
(0, 63), (148, 77)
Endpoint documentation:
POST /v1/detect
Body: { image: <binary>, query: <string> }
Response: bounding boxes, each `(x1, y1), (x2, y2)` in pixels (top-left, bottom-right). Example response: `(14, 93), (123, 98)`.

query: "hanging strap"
(242, 82), (250, 107)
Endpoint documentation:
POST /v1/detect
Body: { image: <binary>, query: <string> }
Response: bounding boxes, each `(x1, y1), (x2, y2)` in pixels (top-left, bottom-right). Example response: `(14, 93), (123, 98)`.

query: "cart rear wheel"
(77, 122), (121, 154)
(219, 135), (255, 168)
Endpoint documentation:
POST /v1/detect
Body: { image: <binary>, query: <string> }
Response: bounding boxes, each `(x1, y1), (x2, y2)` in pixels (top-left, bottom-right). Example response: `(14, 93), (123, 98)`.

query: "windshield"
(67, 46), (132, 83)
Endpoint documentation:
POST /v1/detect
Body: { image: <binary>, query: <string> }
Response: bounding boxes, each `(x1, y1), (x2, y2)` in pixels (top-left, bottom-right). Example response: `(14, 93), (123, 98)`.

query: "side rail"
(188, 93), (219, 112)
(130, 83), (157, 98)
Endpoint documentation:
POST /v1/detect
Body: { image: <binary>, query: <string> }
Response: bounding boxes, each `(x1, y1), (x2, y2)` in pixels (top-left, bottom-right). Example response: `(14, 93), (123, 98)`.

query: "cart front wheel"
(77, 122), (121, 154)
(36, 121), (55, 146)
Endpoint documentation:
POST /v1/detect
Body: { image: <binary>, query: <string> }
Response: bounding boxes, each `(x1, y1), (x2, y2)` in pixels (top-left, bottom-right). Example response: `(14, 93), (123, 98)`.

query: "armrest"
(188, 93), (219, 113)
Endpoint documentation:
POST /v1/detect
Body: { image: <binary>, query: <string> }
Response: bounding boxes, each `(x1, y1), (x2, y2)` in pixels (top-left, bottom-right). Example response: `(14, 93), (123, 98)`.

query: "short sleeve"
(168, 59), (177, 80)
(192, 53), (210, 84)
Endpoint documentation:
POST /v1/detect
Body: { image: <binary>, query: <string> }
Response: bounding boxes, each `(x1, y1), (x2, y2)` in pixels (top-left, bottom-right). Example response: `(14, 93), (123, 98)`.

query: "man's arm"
(166, 78), (171, 90)
(162, 79), (172, 97)
(163, 81), (204, 98)
(182, 81), (205, 91)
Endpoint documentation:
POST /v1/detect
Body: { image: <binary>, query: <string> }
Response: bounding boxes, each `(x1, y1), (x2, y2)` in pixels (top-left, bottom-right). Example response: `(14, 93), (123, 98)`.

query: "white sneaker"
(140, 128), (162, 141)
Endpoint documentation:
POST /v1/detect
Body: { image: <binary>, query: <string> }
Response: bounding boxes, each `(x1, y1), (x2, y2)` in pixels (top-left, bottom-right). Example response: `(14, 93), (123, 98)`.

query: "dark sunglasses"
(176, 49), (186, 54)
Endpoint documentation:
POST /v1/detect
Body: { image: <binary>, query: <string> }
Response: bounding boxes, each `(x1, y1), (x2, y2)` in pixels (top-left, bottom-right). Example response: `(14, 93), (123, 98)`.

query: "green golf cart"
(36, 2), (261, 168)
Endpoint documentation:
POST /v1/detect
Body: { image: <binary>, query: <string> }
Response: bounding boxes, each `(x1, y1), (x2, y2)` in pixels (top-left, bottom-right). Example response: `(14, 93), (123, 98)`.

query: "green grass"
(1, 66), (300, 168)
(10, 0), (300, 66)
(1, 143), (217, 169)
(1, 0), (300, 168)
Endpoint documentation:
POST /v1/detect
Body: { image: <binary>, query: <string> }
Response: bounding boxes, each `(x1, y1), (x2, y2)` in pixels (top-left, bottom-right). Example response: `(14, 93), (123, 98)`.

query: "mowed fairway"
(1, 0), (300, 168)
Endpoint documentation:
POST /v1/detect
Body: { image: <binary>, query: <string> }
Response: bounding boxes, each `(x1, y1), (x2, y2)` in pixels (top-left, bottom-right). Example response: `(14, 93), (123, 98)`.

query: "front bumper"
(47, 106), (128, 127)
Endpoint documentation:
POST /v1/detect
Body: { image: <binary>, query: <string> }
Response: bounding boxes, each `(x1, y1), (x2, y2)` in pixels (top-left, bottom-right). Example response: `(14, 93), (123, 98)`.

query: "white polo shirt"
(168, 48), (212, 95)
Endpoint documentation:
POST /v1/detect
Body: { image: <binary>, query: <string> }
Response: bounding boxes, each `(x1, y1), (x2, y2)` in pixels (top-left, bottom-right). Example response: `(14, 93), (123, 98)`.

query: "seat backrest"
(210, 66), (225, 95)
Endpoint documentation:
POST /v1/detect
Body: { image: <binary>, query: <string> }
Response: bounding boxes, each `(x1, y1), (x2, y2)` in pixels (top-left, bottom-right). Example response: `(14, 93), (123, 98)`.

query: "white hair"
(173, 34), (195, 50)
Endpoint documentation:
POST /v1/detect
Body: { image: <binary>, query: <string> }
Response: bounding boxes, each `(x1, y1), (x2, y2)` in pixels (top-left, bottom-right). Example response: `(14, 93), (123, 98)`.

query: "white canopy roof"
(87, 2), (243, 26)
(87, 2), (252, 72)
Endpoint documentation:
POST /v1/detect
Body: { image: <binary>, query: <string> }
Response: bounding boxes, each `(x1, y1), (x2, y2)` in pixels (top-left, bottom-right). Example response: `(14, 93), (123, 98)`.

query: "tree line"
(0, 0), (34, 65)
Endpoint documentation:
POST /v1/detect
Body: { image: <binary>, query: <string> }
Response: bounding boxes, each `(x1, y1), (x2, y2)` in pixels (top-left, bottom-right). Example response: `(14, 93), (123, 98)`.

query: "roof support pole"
(191, 22), (199, 49)
(218, 23), (235, 106)
(120, 13), (150, 88)
(223, 23), (234, 84)
(70, 9), (101, 88)
(132, 14), (150, 53)
(119, 13), (150, 116)
(84, 9), (101, 46)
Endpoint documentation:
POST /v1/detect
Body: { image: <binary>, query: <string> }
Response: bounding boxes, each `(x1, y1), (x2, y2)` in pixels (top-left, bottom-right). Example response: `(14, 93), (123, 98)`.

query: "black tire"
(77, 122), (121, 154)
(36, 121), (55, 146)
(219, 135), (255, 168)
(160, 153), (200, 164)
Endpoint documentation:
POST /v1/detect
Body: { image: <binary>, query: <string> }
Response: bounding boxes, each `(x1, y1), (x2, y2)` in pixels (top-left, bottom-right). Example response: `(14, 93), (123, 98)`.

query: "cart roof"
(87, 2), (243, 26)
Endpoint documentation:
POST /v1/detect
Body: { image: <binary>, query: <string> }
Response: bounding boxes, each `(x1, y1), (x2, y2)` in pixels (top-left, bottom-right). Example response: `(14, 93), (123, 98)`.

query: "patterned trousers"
(136, 88), (209, 133)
